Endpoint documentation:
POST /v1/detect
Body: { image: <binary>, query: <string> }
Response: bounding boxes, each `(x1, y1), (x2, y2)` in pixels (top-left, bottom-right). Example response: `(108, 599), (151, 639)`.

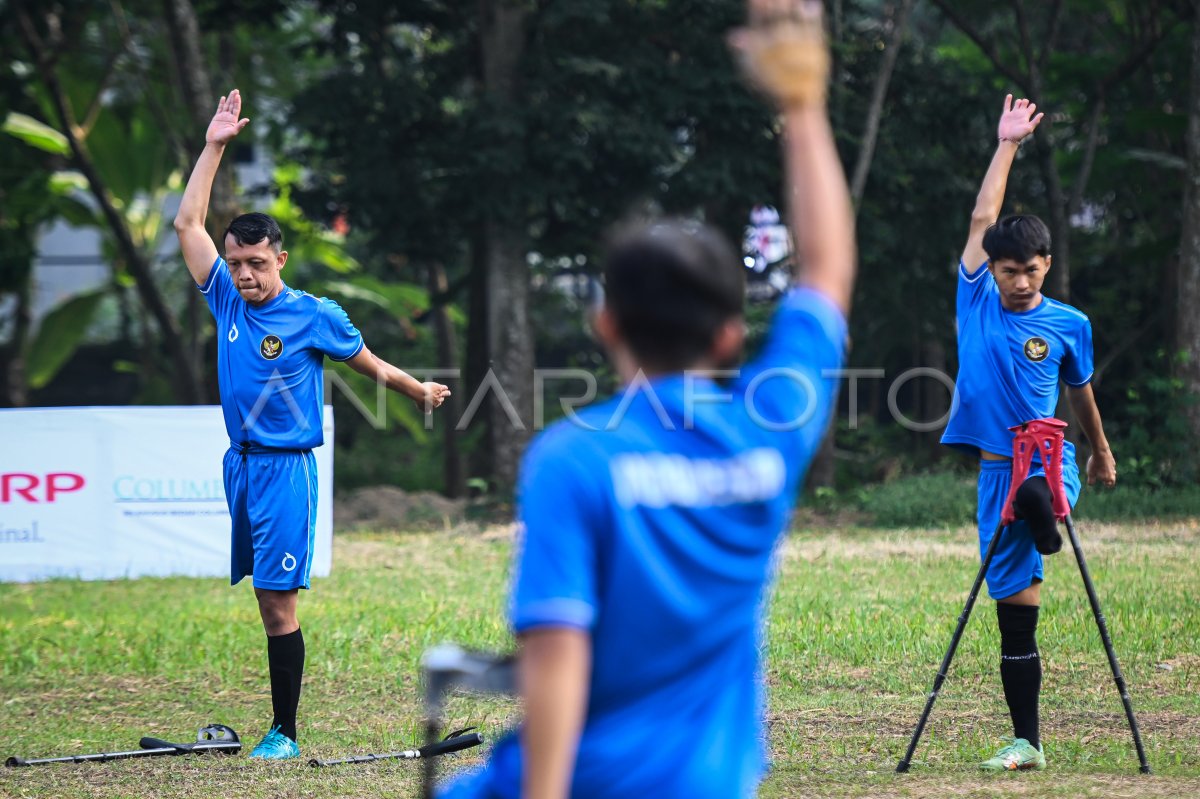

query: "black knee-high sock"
(1014, 476), (1061, 555)
(267, 628), (304, 743)
(997, 604), (1041, 749)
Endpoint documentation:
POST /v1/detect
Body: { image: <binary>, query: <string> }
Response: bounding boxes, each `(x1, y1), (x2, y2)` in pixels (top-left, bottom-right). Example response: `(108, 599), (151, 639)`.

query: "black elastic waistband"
(232, 442), (311, 456)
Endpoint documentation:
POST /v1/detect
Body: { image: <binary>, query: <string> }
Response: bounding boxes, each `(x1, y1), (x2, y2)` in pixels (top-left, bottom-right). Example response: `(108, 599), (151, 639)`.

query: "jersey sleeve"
(313, 299), (365, 361)
(1062, 318), (1095, 386)
(197, 256), (237, 321)
(735, 286), (848, 460)
(510, 428), (606, 634)
(956, 259), (993, 328)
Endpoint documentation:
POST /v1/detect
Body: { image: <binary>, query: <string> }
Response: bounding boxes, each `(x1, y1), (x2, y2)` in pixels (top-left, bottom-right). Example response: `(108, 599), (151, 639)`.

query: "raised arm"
(730, 0), (854, 315)
(173, 89), (250, 286)
(781, 104), (854, 313)
(961, 95), (1044, 273)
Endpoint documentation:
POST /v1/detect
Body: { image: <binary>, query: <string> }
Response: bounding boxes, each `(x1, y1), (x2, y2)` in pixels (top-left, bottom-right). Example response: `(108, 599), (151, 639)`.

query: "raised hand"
(997, 94), (1044, 144)
(206, 89), (250, 146)
(729, 0), (829, 109)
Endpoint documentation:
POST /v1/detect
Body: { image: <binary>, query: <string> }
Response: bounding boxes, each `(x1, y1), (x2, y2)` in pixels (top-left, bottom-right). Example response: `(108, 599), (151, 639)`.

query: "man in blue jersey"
(941, 95), (1118, 771)
(173, 89), (451, 760)
(440, 2), (854, 797)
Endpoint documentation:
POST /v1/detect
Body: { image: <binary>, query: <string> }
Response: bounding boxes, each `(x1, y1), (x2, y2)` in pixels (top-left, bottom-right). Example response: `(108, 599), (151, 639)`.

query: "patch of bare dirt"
(333, 526), (514, 575)
(334, 486), (467, 532)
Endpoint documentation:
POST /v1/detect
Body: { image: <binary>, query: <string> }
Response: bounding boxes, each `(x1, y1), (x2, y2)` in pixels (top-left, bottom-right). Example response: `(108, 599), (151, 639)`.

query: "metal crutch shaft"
(896, 520), (1007, 773)
(1063, 515), (1151, 774)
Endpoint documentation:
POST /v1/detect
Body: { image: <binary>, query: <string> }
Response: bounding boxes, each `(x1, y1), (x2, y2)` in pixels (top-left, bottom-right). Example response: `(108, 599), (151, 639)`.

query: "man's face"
(224, 235), (287, 305)
(988, 254), (1050, 312)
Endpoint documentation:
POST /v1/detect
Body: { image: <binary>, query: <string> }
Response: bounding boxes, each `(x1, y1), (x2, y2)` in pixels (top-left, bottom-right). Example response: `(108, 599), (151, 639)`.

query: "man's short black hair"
(224, 212), (283, 252)
(983, 214), (1051, 264)
(602, 220), (745, 371)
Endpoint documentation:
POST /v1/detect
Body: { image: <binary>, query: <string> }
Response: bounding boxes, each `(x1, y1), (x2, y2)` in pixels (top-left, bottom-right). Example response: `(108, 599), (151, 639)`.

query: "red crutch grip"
(1001, 418), (1070, 524)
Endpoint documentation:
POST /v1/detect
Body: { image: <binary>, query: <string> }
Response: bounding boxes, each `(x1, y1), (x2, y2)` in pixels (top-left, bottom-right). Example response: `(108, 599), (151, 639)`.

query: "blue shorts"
(977, 458), (1081, 601)
(223, 446), (318, 591)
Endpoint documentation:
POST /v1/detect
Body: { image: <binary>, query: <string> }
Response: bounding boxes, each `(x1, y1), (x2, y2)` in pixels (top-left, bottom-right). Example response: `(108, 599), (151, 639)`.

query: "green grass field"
(2, 518), (1198, 798)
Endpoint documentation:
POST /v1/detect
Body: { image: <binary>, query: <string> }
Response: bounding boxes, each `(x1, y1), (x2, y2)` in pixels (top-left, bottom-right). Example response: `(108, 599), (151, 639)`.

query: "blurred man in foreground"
(440, 1), (856, 796)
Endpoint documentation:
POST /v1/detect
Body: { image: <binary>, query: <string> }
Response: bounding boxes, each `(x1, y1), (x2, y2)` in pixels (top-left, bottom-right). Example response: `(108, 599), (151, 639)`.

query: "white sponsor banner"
(0, 406), (334, 583)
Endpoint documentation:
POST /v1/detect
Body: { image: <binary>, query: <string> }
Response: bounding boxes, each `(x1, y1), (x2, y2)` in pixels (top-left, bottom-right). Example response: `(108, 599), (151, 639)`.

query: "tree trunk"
(830, 0), (845, 131)
(479, 0), (532, 491)
(1034, 133), (1070, 301)
(428, 263), (466, 498)
(1024, 62), (1071, 303)
(187, 281), (202, 387)
(483, 219), (533, 491)
(162, 0), (239, 239)
(849, 0), (915, 206)
(1177, 8), (1200, 443)
(4, 278), (33, 407)
(920, 337), (947, 460)
(807, 0), (914, 490)
(161, 0), (211, 122)
(164, 0), (240, 402)
(466, 233), (493, 482)
(804, 419), (837, 491)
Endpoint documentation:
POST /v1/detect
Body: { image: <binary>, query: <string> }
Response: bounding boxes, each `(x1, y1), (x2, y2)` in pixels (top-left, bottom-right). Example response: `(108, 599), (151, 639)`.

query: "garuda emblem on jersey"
(1023, 336), (1050, 362)
(260, 335), (283, 360)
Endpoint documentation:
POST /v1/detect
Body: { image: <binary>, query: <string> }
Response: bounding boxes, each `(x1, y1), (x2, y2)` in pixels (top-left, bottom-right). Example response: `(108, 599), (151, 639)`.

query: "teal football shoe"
(248, 726), (300, 760)
(979, 738), (1045, 772)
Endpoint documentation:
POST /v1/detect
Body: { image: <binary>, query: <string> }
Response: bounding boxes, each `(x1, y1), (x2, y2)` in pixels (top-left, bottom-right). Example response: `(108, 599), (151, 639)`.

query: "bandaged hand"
(729, 0), (830, 109)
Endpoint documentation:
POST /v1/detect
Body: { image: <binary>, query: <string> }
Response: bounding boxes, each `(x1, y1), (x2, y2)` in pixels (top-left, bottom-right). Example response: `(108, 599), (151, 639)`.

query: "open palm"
(997, 94), (1043, 143)
(206, 89), (249, 145)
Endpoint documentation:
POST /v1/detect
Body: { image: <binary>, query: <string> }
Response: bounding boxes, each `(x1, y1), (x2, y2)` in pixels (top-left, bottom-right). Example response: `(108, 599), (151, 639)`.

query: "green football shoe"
(248, 726), (301, 760)
(979, 738), (1046, 772)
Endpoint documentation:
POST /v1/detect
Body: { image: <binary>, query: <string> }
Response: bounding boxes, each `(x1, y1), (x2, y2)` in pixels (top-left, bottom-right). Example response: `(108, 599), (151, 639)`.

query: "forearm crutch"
(6, 724), (240, 767)
(898, 419), (1150, 773)
(420, 644), (516, 799)
(308, 729), (482, 768)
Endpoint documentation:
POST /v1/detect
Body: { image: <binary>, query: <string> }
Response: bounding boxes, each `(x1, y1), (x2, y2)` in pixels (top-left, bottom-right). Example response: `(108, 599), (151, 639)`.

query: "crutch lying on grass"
(308, 728), (483, 768)
(421, 644), (517, 799)
(896, 418), (1150, 774)
(5, 724), (240, 767)
(311, 644), (496, 772)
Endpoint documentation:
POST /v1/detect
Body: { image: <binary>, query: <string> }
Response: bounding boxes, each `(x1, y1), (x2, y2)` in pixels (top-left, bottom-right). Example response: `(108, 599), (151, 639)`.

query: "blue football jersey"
(199, 256), (363, 450)
(442, 288), (847, 799)
(942, 260), (1093, 467)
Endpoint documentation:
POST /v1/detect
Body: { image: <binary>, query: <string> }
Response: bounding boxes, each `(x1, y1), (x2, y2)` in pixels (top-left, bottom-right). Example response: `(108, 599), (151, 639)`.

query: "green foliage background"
(1, 0), (1198, 497)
